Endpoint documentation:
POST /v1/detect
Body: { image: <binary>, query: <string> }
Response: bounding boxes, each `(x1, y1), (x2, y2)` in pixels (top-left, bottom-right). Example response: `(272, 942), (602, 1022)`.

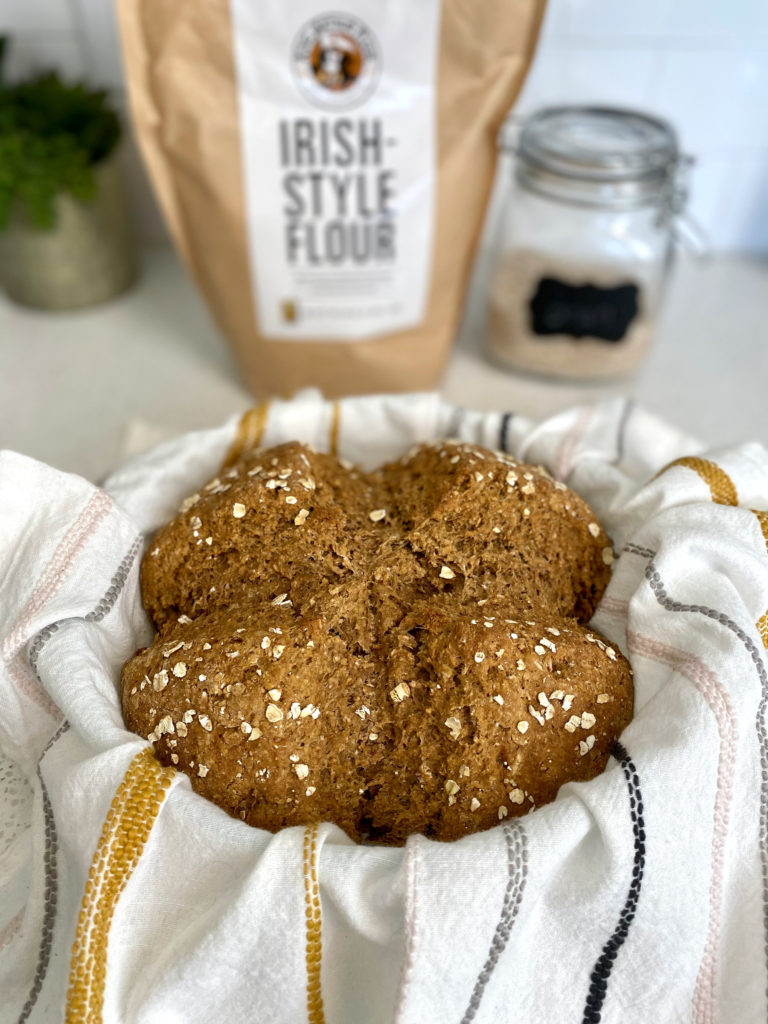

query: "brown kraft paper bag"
(117, 0), (545, 397)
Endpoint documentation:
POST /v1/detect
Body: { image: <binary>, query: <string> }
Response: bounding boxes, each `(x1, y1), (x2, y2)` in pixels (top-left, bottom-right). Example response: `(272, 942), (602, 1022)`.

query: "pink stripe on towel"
(598, 596), (629, 618)
(0, 908), (24, 954)
(627, 631), (737, 1024)
(1, 490), (113, 717)
(553, 406), (594, 482)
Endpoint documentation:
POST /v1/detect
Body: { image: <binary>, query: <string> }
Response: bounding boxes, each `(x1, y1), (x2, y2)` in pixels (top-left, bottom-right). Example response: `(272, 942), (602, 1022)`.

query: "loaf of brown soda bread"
(122, 440), (632, 844)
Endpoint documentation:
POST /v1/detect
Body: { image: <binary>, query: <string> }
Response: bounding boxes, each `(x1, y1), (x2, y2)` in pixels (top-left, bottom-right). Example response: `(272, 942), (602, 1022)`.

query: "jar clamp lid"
(510, 106), (688, 211)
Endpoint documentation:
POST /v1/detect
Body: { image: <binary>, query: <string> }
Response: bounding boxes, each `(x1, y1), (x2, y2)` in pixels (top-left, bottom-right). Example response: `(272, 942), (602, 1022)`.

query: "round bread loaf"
(122, 440), (633, 843)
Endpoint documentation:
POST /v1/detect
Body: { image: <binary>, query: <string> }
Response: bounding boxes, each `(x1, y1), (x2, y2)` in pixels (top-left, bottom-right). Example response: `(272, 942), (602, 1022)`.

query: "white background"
(3, 0), (767, 253)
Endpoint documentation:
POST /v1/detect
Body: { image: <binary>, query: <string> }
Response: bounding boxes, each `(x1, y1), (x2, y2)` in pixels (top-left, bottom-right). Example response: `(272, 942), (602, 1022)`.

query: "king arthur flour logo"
(291, 13), (380, 108)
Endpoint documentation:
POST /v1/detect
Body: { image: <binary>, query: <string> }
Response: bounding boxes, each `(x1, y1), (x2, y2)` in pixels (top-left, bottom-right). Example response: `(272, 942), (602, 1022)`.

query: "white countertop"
(0, 245), (766, 482)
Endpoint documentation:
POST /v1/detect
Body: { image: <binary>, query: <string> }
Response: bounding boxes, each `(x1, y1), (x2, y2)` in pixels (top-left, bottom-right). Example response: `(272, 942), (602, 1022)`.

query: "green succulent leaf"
(0, 60), (121, 231)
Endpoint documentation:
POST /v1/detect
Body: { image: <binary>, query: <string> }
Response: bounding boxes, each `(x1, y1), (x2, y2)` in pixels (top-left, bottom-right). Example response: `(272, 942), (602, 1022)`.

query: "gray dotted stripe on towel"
(460, 821), (528, 1024)
(445, 405), (466, 441)
(16, 720), (70, 1024)
(622, 543), (656, 560)
(28, 535), (142, 678)
(16, 534), (142, 1024)
(84, 535), (143, 623)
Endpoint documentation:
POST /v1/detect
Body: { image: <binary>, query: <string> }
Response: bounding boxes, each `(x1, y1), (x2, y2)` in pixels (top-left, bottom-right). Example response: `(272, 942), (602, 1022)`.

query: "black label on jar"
(529, 277), (639, 343)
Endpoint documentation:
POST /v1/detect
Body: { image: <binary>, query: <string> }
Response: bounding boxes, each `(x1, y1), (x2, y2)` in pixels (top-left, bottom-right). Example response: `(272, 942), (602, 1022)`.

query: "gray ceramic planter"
(0, 153), (137, 310)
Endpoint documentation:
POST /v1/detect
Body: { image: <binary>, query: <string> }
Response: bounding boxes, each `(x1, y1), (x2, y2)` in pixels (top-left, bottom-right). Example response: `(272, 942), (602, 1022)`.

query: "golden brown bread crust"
(122, 439), (632, 844)
(370, 442), (612, 630)
(372, 607), (632, 841)
(140, 443), (392, 635)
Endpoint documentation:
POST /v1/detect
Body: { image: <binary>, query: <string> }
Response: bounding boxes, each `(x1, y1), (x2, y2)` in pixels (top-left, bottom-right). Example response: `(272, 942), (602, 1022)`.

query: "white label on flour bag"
(230, 1), (440, 340)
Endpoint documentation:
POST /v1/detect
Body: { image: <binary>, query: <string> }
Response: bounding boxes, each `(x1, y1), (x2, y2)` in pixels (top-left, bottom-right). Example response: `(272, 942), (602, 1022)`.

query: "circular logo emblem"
(291, 13), (380, 109)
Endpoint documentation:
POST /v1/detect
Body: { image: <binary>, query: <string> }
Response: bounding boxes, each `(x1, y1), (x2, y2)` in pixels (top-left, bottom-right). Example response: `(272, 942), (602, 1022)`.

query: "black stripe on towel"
(582, 741), (646, 1024)
(498, 412), (514, 453)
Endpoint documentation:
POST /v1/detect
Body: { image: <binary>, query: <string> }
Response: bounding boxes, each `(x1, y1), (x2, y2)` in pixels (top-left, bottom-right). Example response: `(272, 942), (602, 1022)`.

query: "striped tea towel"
(1, 390), (767, 1024)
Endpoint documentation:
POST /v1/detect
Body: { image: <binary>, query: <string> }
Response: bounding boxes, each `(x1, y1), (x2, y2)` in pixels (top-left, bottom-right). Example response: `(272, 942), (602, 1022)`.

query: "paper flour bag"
(116, 0), (545, 396)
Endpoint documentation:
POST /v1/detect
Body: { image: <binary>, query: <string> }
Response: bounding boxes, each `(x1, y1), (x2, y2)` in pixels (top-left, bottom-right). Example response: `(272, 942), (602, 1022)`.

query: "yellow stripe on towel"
(756, 611), (768, 648)
(224, 402), (271, 467)
(753, 511), (768, 647)
(65, 749), (174, 1023)
(329, 401), (341, 458)
(753, 511), (768, 550)
(660, 456), (738, 507)
(303, 824), (325, 1024)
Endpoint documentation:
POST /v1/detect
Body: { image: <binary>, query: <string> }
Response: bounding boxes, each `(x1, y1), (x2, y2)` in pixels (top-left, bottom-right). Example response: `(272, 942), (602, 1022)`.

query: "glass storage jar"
(487, 106), (695, 379)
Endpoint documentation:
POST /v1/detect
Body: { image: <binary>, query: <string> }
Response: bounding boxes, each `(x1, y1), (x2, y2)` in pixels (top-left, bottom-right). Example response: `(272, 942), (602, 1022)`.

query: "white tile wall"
(2, 0), (767, 252)
(70, 0), (126, 91)
(517, 0), (768, 253)
(647, 50), (768, 152)
(3, 0), (75, 35)
(3, 35), (85, 82)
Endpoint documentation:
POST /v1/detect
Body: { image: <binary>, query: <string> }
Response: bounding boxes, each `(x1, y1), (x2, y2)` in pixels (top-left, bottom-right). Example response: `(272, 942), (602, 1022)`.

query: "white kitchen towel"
(1, 390), (767, 1024)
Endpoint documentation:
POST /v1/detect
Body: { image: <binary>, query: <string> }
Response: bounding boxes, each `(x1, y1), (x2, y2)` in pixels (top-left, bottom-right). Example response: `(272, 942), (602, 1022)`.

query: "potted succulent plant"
(0, 37), (136, 310)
